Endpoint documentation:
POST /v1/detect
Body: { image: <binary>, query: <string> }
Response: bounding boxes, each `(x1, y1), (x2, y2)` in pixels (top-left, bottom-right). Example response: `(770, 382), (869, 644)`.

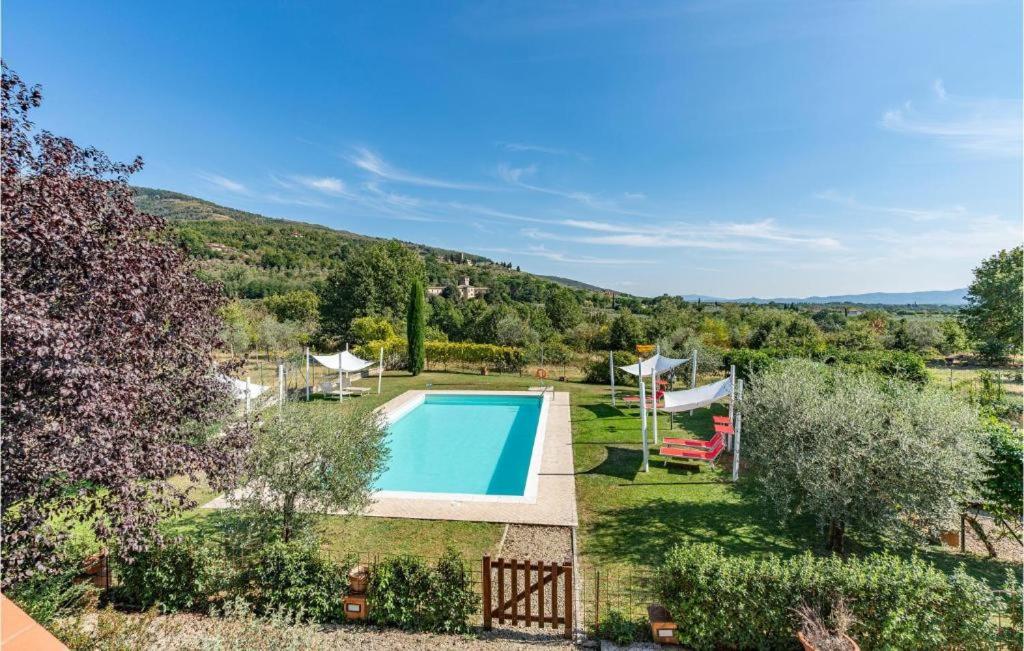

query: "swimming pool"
(374, 393), (549, 502)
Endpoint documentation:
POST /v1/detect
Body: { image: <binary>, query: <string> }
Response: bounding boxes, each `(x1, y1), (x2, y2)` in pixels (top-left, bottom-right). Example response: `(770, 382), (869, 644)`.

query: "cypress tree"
(407, 279), (426, 375)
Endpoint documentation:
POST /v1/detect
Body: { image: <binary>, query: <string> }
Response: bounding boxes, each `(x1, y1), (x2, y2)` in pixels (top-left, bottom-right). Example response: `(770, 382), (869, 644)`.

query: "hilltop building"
(427, 276), (489, 299)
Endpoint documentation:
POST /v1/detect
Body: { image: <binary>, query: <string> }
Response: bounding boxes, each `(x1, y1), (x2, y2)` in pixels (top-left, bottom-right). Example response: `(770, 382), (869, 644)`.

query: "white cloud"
(476, 245), (651, 265)
(815, 189), (975, 222)
(496, 163), (646, 215)
(197, 172), (247, 193)
(347, 147), (490, 190)
(880, 84), (1022, 156)
(292, 176), (347, 195)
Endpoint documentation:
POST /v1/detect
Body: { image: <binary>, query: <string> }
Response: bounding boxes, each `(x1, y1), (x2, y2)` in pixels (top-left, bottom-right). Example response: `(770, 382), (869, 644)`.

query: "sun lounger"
(658, 437), (725, 467)
(662, 430), (723, 450)
(712, 415), (731, 425)
(713, 422), (734, 435)
(623, 390), (664, 406)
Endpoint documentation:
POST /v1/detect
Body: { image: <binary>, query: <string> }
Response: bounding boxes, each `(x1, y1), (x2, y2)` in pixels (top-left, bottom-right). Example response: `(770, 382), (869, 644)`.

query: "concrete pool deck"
(205, 389), (578, 527)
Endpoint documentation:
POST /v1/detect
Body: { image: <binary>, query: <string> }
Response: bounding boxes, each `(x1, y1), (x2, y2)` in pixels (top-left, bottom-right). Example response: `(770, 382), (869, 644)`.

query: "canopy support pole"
(651, 362), (659, 445)
(640, 377), (649, 472)
(609, 351), (616, 406)
(338, 352), (344, 405)
(731, 379), (744, 482)
(377, 347), (384, 394)
(305, 347), (310, 401)
(727, 365), (736, 450)
(245, 375), (251, 415)
(689, 348), (698, 415)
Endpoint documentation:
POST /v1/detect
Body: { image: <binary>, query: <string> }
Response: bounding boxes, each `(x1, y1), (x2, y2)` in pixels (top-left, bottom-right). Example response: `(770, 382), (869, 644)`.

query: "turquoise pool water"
(374, 394), (543, 497)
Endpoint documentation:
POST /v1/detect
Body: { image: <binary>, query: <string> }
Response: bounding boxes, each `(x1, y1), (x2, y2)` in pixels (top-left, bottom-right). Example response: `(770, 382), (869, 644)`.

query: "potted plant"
(794, 600), (859, 651)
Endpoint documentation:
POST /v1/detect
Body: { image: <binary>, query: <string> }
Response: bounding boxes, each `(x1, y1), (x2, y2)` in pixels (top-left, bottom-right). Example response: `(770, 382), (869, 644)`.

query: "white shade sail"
(618, 353), (690, 377)
(219, 375), (270, 400)
(311, 350), (374, 372)
(662, 376), (733, 413)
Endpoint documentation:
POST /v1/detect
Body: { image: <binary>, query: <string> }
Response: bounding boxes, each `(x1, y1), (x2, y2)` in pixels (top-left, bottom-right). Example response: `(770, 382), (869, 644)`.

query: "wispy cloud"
(346, 147), (491, 190)
(197, 172), (247, 193)
(476, 245), (651, 265)
(497, 141), (590, 161)
(815, 189), (975, 222)
(496, 163), (646, 214)
(292, 175), (348, 195)
(880, 82), (1022, 156)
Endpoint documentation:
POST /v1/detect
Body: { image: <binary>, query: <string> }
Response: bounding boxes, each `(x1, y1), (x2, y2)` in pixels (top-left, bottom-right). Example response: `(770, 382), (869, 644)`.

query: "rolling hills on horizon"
(135, 187), (968, 306)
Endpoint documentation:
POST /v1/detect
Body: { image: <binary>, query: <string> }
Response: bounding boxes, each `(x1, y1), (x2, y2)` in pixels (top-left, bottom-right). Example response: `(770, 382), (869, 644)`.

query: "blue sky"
(5, 1), (1021, 297)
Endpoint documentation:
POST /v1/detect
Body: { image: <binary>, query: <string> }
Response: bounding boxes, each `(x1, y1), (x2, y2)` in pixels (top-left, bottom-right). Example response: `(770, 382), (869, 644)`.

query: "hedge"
(113, 539), (225, 613)
(583, 350), (638, 385)
(366, 549), (477, 634)
(655, 543), (1005, 650)
(355, 338), (525, 373)
(722, 348), (928, 384)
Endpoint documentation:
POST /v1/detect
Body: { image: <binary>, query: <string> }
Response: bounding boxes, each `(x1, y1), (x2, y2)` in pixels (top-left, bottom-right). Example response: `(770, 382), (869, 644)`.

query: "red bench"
(659, 437), (725, 467)
(662, 430), (723, 450)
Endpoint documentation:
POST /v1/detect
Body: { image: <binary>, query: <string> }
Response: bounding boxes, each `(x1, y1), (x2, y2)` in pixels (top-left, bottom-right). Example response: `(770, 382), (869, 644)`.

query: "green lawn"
(170, 369), (1016, 588)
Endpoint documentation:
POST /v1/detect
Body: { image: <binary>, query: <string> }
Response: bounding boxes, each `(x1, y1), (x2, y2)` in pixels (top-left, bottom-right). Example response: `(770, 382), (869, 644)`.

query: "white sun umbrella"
(218, 374), (270, 414)
(619, 353), (689, 444)
(310, 350), (375, 403)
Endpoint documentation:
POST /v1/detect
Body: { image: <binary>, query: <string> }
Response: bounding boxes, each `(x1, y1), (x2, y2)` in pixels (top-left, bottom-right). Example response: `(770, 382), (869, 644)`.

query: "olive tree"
(743, 359), (985, 552)
(233, 403), (389, 543)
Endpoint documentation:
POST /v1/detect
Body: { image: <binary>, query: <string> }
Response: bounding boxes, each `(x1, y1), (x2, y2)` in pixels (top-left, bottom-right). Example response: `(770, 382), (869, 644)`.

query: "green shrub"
(1001, 569), (1024, 651)
(368, 549), (477, 633)
(583, 350), (637, 385)
(598, 609), (647, 645)
(827, 349), (929, 385)
(234, 540), (347, 623)
(654, 543), (1001, 651)
(355, 338), (525, 373)
(8, 565), (97, 627)
(114, 539), (224, 613)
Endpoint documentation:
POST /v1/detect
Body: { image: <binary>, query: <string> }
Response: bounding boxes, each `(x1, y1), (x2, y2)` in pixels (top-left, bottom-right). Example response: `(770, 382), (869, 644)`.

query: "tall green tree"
(407, 279), (426, 375)
(233, 403), (388, 543)
(961, 247), (1023, 357)
(319, 240), (425, 342)
(609, 309), (645, 350)
(544, 287), (583, 332)
(744, 359), (984, 553)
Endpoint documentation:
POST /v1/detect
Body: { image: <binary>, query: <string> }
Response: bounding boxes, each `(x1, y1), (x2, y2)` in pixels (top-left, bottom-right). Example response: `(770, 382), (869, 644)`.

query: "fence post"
(482, 555), (492, 630)
(595, 568), (600, 636)
(563, 562), (574, 640)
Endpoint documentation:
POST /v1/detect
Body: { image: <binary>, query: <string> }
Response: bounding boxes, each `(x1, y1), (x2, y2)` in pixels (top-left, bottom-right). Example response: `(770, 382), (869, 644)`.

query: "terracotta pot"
(797, 631), (860, 651)
(348, 564), (369, 595)
(939, 529), (961, 548)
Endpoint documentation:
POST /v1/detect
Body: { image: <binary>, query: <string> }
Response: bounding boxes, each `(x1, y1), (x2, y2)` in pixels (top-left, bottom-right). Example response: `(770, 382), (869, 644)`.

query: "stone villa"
(427, 276), (489, 299)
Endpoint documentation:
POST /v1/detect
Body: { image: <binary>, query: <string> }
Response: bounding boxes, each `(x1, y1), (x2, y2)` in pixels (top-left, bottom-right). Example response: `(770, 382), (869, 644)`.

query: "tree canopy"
(961, 246), (1023, 357)
(743, 358), (984, 552)
(0, 64), (248, 586)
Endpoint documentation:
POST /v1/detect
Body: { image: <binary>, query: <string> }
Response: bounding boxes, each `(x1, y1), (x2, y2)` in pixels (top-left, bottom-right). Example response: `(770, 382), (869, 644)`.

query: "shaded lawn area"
(571, 382), (1020, 589)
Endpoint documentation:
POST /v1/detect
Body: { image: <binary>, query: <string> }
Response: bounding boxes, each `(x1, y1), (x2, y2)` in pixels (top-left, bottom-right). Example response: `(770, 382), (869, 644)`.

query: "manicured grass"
(170, 369), (1016, 588)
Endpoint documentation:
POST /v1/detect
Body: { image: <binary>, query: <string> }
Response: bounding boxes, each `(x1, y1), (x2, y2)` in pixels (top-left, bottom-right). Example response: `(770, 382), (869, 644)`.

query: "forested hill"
(133, 187), (618, 302)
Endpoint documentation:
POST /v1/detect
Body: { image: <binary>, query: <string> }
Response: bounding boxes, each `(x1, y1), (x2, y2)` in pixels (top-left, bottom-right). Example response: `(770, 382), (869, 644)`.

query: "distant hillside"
(133, 187), (617, 300)
(684, 288), (967, 306)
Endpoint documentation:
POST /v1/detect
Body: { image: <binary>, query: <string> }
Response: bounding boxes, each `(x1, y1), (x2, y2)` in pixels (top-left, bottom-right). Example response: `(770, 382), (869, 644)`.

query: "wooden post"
(594, 568), (601, 636)
(524, 559), (532, 626)
(511, 559), (518, 623)
(960, 513), (966, 553)
(482, 555), (492, 630)
(563, 562), (573, 639)
(549, 562), (559, 630)
(538, 562), (545, 628)
(497, 558), (505, 624)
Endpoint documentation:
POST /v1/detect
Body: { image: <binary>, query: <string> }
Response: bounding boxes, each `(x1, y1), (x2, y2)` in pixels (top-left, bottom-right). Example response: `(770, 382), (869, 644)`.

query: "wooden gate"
(482, 555), (573, 639)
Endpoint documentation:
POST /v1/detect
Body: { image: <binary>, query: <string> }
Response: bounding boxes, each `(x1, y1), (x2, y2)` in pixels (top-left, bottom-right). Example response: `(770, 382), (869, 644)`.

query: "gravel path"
(499, 525), (573, 563)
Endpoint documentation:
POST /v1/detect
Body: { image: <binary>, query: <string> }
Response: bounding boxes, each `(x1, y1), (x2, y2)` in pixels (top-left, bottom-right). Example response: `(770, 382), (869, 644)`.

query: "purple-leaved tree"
(1, 63), (248, 587)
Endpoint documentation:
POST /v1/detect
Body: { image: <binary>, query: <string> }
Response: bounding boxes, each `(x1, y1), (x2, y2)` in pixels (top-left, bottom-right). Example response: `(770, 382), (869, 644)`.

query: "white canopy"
(219, 375), (270, 400)
(311, 350), (374, 372)
(618, 353), (690, 377)
(662, 376), (733, 413)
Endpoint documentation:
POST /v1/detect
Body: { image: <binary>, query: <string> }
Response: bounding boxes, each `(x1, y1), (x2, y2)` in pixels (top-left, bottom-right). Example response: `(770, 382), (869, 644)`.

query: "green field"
(170, 369), (1016, 587)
